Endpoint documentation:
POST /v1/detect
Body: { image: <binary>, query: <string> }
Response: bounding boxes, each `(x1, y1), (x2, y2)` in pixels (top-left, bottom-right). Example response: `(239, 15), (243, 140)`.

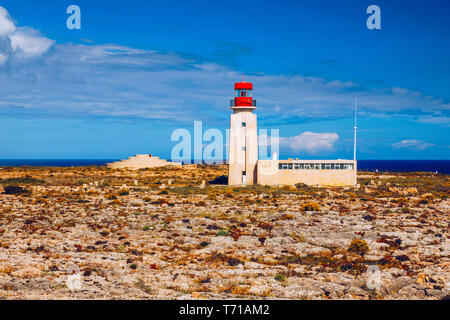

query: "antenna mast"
(353, 98), (357, 161)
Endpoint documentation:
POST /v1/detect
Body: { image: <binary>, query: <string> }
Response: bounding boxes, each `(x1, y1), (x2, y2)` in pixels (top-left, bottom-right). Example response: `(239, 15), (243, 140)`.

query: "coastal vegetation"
(0, 164), (448, 299)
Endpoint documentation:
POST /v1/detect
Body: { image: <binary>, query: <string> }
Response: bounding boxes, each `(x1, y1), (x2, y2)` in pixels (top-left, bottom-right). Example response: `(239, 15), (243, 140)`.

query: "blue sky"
(0, 0), (449, 160)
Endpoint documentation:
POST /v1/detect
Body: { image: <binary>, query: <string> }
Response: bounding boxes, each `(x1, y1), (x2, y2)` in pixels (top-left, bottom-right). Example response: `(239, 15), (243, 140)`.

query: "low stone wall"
(257, 159), (357, 187)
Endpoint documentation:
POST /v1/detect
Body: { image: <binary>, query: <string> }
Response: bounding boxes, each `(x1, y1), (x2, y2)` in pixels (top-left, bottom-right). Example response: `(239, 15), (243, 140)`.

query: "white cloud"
(0, 7), (16, 36)
(392, 139), (434, 151)
(47, 43), (188, 67)
(0, 6), (54, 62)
(416, 115), (450, 125)
(280, 132), (339, 154)
(9, 27), (54, 58)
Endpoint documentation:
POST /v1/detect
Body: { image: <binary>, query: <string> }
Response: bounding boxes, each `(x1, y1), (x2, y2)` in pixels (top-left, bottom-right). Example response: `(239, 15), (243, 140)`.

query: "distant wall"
(107, 154), (182, 170)
(257, 160), (357, 187)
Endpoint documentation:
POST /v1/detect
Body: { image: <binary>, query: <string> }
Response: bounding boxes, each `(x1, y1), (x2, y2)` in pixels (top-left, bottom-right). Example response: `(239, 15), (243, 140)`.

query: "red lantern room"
(230, 82), (256, 109)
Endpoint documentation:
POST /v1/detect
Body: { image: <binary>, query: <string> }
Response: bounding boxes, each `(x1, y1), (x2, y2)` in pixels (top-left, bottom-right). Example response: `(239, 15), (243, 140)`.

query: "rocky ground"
(0, 165), (448, 300)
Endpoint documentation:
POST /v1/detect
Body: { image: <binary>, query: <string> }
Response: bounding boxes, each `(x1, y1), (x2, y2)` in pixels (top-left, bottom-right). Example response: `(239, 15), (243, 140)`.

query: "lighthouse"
(227, 80), (356, 187)
(228, 81), (258, 186)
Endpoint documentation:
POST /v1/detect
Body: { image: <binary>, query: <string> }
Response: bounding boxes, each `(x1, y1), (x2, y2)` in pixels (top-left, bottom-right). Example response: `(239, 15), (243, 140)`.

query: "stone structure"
(228, 81), (357, 187)
(107, 154), (181, 170)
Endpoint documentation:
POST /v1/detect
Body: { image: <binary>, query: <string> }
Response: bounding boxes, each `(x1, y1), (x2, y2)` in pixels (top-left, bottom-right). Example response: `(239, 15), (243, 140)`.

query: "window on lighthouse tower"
(235, 89), (252, 97)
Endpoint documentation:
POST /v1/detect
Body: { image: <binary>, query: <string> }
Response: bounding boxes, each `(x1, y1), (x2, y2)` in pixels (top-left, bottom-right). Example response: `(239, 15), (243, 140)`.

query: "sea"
(0, 159), (449, 174)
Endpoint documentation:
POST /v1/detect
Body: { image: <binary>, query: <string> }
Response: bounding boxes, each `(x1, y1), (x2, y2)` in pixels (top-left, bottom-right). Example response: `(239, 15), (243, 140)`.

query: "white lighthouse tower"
(228, 81), (258, 186)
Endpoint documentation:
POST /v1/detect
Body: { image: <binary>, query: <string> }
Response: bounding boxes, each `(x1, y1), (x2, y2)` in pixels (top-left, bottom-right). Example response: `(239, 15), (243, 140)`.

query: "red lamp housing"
(232, 82), (255, 108)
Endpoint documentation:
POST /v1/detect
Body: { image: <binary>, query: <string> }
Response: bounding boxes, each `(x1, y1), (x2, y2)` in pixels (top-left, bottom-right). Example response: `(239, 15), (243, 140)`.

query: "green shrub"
(300, 201), (320, 212)
(118, 189), (130, 196)
(3, 185), (30, 195)
(216, 230), (230, 237)
(200, 241), (209, 247)
(348, 239), (369, 255)
(0, 177), (45, 185)
(274, 273), (286, 282)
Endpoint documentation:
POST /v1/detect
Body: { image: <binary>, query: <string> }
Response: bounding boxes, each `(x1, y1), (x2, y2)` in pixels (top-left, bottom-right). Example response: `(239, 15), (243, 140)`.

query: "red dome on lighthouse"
(231, 81), (256, 109)
(234, 82), (253, 90)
